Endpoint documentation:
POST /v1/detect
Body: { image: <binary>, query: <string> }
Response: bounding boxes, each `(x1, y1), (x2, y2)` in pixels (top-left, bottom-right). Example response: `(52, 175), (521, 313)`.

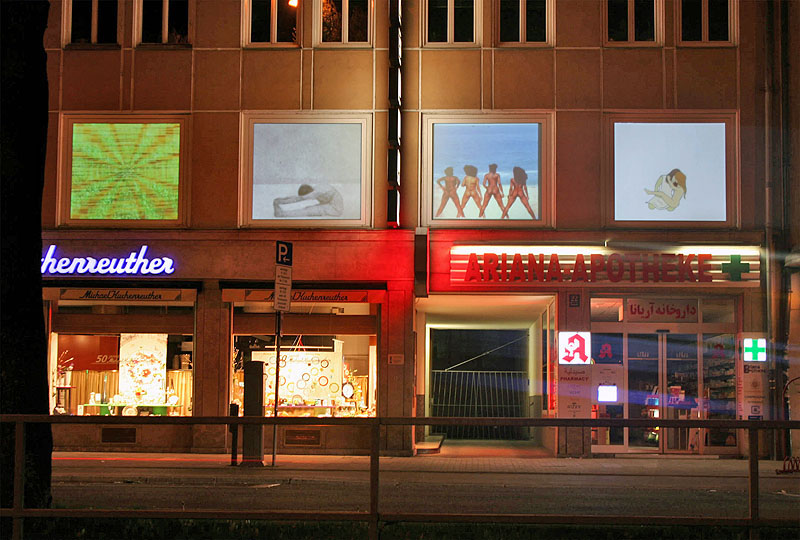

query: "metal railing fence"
(1, 414), (798, 540)
(430, 370), (528, 439)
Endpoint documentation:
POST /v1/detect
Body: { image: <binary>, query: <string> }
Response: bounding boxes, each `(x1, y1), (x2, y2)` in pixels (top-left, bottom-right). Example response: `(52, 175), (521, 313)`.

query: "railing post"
(369, 418), (380, 540)
(12, 421), (25, 540)
(748, 426), (760, 540)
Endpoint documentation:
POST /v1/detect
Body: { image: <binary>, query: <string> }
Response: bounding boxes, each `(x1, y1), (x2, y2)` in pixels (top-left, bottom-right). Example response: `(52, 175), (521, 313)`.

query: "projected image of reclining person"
(644, 168), (687, 212)
(273, 184), (344, 217)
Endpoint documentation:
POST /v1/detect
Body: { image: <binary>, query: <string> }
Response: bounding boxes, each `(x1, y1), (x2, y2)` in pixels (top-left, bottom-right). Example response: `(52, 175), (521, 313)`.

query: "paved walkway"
(52, 447), (795, 484)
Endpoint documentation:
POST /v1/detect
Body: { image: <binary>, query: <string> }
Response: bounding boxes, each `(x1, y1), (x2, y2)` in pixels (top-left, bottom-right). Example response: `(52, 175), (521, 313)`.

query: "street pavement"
(50, 442), (800, 522)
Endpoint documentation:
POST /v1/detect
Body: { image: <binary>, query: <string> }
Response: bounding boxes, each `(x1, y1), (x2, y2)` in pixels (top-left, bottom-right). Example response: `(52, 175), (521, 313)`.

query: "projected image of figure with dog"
(431, 123), (541, 220)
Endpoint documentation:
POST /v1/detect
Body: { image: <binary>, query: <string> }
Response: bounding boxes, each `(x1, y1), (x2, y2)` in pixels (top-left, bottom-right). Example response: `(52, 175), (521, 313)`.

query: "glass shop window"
(590, 298), (624, 322)
(701, 297), (735, 324)
(319, 0), (370, 44)
(498, 0), (549, 44)
(249, 0), (300, 45)
(140, 0), (189, 44)
(426, 0), (476, 45)
(68, 0), (118, 45)
(51, 333), (193, 416)
(606, 0), (657, 43)
(702, 333), (736, 446)
(680, 0), (732, 43)
(232, 333), (377, 417)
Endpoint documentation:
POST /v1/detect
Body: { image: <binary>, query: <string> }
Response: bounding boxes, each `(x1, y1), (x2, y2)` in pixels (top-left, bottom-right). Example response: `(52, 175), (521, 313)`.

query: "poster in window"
(431, 123), (541, 221)
(70, 123), (181, 220)
(119, 333), (167, 406)
(251, 123), (363, 220)
(614, 122), (727, 222)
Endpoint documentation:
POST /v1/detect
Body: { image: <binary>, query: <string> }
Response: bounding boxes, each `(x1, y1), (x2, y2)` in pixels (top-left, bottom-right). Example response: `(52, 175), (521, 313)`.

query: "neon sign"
(559, 332), (592, 365)
(742, 337), (767, 362)
(41, 245), (175, 275)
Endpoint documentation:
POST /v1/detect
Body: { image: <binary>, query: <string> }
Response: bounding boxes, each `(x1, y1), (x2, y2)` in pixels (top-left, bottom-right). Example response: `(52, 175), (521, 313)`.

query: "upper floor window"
(606, 112), (737, 228)
(316, 0), (370, 45)
(65, 0), (119, 45)
(246, 0), (300, 45)
(606, 0), (661, 44)
(498, 0), (549, 44)
(426, 0), (479, 45)
(241, 114), (372, 227)
(138, 0), (190, 45)
(420, 113), (554, 228)
(679, 0), (734, 44)
(59, 116), (188, 227)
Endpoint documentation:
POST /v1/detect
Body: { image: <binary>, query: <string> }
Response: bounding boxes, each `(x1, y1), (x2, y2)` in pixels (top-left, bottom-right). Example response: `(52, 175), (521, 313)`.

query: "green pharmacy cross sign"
(721, 255), (750, 281)
(743, 337), (767, 362)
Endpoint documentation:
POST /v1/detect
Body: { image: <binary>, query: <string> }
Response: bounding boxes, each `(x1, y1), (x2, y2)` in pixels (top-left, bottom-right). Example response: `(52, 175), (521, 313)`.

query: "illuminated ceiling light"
(288, 0), (298, 7)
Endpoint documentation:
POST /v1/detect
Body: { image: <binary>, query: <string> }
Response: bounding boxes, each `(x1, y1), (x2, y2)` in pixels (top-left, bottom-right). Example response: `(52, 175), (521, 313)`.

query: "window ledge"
(243, 43), (302, 50)
(64, 43), (121, 51)
(135, 43), (193, 50)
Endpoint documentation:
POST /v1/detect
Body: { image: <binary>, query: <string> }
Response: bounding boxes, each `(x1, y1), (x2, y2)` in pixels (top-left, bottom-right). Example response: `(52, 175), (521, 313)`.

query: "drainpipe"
(765, 0), (789, 459)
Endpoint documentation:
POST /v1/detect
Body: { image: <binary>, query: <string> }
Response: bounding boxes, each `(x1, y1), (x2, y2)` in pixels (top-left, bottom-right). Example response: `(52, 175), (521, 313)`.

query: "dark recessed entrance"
(429, 329), (528, 440)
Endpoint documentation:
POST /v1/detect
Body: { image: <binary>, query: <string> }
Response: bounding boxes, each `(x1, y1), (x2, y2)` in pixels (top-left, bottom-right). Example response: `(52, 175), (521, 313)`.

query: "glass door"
(663, 334), (699, 452)
(626, 331), (700, 453)
(627, 334), (660, 450)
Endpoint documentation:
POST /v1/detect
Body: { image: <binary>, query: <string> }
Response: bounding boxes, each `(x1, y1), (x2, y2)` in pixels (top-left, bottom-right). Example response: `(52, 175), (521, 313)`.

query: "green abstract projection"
(70, 123), (181, 220)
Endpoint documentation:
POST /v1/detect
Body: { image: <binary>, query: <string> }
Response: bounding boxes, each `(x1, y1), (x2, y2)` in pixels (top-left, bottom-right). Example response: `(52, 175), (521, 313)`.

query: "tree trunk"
(1, 0), (53, 519)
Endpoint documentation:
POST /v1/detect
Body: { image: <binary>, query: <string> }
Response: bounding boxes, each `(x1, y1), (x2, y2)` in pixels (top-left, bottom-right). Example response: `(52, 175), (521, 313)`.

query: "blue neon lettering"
(41, 245), (175, 276)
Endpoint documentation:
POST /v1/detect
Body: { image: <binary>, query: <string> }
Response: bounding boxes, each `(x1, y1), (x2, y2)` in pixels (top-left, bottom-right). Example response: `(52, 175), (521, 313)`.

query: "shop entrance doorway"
(591, 297), (739, 455)
(627, 331), (699, 452)
(416, 294), (557, 444)
(429, 329), (528, 439)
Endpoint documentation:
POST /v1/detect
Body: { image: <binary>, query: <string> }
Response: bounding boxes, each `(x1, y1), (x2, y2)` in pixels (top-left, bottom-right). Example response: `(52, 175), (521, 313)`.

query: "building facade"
(41, 1), (796, 457)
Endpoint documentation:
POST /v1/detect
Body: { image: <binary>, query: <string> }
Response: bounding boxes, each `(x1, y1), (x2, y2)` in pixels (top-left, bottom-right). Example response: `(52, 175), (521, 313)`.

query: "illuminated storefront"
(417, 239), (766, 456)
(42, 233), (414, 454)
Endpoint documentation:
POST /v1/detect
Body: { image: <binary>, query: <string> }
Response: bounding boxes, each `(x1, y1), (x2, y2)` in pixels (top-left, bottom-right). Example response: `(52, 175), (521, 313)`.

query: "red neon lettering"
(642, 255), (660, 282)
(547, 253), (563, 282)
(571, 254), (588, 282)
(607, 253), (624, 282)
(677, 254), (696, 282)
(697, 254), (713, 282)
(500, 253), (508, 282)
(529, 254), (545, 281)
(509, 253), (525, 282)
(624, 254), (640, 282)
(590, 254), (605, 282)
(484, 253), (500, 282)
(660, 254), (677, 282)
(464, 253), (482, 282)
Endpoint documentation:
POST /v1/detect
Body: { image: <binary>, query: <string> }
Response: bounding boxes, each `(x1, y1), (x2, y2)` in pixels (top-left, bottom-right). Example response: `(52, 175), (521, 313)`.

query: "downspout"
(764, 0), (788, 459)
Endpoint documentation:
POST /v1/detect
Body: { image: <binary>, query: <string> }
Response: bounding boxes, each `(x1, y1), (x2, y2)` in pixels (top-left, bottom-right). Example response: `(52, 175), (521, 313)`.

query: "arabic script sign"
(626, 299), (698, 323)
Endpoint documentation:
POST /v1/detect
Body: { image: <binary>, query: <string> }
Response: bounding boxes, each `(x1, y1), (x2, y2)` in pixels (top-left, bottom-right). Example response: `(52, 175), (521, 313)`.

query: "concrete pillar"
(192, 280), (231, 452)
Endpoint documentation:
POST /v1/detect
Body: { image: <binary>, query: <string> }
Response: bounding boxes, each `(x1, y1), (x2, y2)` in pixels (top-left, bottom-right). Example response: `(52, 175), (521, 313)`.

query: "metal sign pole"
(272, 240), (292, 467)
(272, 312), (282, 467)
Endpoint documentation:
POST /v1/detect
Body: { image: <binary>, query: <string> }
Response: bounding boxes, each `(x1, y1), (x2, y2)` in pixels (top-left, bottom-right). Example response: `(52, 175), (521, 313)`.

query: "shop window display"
(232, 334), (376, 417)
(51, 333), (193, 416)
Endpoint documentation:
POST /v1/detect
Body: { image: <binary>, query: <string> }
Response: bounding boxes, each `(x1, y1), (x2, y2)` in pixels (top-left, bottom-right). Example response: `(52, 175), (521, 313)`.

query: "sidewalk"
(52, 449), (790, 486)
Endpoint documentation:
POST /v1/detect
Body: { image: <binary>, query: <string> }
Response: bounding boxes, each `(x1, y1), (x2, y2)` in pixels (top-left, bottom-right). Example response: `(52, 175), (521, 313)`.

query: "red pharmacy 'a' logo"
(563, 334), (589, 363)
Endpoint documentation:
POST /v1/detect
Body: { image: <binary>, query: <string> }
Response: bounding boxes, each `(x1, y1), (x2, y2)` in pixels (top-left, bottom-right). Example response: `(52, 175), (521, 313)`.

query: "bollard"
(229, 403), (240, 466)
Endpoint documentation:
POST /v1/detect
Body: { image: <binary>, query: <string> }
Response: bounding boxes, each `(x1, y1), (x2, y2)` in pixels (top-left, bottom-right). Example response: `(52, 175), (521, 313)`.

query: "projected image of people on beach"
(431, 123), (541, 221)
(252, 123), (363, 220)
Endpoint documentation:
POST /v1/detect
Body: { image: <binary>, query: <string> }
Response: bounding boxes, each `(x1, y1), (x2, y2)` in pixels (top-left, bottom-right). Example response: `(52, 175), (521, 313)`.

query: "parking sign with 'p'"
(276, 241), (293, 266)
